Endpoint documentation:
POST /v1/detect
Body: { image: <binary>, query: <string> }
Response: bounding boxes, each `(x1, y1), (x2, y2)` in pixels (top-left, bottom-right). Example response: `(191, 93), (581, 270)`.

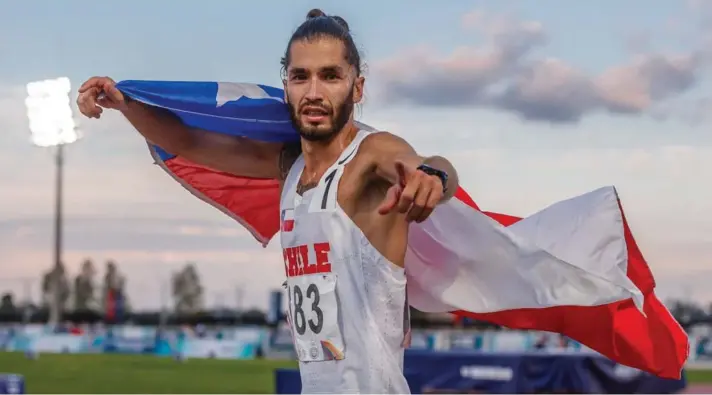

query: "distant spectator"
(103, 261), (128, 323)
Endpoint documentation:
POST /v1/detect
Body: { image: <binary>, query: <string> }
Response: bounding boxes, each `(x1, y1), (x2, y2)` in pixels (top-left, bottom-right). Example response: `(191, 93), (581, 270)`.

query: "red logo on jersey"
(282, 242), (332, 277)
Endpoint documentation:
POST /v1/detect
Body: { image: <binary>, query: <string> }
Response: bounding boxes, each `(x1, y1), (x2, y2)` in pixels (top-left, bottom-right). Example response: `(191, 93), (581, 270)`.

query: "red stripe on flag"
(165, 157), (281, 243)
(452, 187), (688, 379)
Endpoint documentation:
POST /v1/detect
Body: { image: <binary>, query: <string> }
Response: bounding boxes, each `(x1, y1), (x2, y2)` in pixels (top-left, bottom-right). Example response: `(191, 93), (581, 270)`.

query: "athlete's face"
(284, 38), (364, 142)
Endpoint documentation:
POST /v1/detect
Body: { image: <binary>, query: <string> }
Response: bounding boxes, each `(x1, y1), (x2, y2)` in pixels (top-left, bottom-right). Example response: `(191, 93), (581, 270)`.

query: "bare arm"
(120, 99), (291, 179)
(77, 76), (300, 180)
(362, 132), (459, 201)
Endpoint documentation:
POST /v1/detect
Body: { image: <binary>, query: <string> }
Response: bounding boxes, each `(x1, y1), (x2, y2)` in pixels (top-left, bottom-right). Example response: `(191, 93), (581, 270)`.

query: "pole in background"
(25, 77), (79, 326)
(52, 143), (64, 325)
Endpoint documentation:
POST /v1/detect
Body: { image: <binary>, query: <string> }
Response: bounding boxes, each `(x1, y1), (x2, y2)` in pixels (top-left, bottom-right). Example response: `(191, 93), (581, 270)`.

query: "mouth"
(301, 107), (329, 123)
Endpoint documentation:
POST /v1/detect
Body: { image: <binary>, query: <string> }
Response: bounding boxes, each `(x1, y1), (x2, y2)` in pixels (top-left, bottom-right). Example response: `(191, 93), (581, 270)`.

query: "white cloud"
(372, 9), (712, 123)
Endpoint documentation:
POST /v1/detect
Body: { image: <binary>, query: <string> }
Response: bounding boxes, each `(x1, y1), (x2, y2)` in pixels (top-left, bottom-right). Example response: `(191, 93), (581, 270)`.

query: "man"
(78, 9), (456, 393)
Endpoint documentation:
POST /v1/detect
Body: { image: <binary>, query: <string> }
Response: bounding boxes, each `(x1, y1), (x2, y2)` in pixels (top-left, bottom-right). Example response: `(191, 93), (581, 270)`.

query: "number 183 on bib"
(286, 272), (345, 361)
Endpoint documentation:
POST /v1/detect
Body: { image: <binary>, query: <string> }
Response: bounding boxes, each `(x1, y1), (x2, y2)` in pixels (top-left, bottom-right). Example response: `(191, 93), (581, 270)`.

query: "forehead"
(288, 37), (349, 71)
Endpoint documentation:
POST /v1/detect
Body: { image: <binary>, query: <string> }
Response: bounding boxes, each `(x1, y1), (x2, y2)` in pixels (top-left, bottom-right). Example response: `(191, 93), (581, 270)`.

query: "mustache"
(298, 102), (332, 113)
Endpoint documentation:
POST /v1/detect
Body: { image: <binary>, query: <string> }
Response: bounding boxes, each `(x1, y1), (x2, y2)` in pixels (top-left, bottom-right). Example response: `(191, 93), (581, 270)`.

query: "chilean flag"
(281, 209), (295, 233)
(116, 80), (688, 379)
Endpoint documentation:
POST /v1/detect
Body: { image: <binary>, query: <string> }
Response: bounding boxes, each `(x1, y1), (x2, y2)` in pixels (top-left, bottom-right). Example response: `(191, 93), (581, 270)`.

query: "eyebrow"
(289, 65), (345, 75)
(320, 65), (344, 74)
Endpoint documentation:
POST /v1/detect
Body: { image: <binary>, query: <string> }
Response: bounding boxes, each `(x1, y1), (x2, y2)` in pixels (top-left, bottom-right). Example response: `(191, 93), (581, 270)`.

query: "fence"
(0, 324), (264, 360)
(2, 323), (712, 365)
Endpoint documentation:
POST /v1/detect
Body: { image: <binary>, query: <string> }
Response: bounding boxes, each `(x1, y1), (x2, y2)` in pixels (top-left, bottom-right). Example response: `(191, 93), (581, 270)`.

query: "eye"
(323, 72), (340, 81)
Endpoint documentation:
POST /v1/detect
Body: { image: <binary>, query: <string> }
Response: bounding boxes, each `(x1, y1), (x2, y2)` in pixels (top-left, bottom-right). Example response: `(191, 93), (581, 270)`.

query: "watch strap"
(416, 163), (448, 193)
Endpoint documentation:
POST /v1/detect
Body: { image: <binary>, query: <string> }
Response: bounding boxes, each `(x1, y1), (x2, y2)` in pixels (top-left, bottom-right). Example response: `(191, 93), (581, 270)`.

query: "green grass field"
(0, 352), (297, 393)
(1, 352), (711, 393)
(688, 369), (712, 383)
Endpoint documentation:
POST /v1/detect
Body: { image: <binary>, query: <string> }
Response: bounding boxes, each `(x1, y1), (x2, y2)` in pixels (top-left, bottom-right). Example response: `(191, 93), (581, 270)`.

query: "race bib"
(286, 272), (345, 361)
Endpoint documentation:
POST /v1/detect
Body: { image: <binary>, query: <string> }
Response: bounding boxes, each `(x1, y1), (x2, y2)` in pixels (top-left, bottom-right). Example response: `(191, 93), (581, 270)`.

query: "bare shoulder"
(360, 131), (410, 151)
(355, 131), (414, 164)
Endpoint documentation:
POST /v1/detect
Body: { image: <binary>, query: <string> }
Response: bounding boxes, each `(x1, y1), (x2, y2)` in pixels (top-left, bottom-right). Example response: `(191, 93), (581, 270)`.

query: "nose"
(305, 77), (324, 101)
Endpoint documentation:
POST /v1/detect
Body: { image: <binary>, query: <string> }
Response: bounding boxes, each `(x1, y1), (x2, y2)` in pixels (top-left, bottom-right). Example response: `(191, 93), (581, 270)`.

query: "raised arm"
(77, 76), (300, 180)
(360, 132), (459, 222)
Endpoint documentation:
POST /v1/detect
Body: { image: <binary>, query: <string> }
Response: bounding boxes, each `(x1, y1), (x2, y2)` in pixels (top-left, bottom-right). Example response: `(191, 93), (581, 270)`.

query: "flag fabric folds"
(115, 80), (689, 378)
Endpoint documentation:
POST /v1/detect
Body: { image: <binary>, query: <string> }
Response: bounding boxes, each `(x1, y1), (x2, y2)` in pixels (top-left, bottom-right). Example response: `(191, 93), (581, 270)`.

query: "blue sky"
(0, 0), (710, 310)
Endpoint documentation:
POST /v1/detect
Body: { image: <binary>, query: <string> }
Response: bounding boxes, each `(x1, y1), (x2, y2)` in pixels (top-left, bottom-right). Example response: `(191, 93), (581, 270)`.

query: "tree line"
(0, 259), (206, 322)
(0, 259), (707, 330)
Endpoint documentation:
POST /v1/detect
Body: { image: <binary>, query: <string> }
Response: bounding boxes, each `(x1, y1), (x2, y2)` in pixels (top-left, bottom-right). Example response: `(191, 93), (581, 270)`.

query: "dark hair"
(281, 8), (362, 76)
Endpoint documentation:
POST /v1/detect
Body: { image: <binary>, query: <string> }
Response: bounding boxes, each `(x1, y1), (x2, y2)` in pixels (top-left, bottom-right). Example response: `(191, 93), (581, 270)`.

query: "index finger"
(78, 77), (101, 93)
(395, 160), (410, 187)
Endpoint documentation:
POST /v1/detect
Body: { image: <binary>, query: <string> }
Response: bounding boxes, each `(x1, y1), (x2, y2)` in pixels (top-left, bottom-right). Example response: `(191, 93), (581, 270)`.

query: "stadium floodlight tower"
(25, 77), (79, 326)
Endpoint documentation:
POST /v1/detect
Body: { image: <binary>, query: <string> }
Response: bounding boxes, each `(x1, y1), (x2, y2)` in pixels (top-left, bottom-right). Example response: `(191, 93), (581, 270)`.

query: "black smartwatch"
(416, 163), (449, 193)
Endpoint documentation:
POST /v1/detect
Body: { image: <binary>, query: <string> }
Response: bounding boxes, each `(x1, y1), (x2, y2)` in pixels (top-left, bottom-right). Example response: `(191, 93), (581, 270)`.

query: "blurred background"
(0, 0), (710, 393)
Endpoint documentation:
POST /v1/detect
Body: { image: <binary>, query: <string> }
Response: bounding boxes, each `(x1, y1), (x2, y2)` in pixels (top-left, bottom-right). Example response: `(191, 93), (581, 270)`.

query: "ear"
(352, 75), (365, 104)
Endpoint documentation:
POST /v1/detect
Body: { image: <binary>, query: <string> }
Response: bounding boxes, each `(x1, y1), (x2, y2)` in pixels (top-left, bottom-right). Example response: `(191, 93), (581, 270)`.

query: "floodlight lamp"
(25, 77), (78, 147)
(26, 77), (71, 97)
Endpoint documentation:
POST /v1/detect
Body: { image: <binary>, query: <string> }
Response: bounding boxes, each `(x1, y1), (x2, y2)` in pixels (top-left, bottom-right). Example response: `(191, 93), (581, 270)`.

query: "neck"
(300, 122), (359, 177)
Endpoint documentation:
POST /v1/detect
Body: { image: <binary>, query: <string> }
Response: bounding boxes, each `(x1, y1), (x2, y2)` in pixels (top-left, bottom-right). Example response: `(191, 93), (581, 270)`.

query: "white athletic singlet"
(279, 129), (411, 394)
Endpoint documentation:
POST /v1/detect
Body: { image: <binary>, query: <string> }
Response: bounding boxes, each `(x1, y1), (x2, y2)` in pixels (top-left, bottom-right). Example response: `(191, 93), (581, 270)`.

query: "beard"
(287, 92), (354, 143)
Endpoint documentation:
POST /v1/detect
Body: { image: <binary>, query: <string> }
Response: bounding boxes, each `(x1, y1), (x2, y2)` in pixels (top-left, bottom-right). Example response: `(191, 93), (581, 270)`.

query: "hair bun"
(330, 15), (350, 32)
(306, 8), (326, 19)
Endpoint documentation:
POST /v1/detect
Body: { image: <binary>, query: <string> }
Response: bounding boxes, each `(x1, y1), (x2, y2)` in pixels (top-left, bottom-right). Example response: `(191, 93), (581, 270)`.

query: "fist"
(77, 76), (127, 119)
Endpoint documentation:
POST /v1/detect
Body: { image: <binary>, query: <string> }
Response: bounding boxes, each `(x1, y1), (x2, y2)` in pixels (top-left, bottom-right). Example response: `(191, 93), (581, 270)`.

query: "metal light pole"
(25, 77), (79, 326)
(52, 142), (64, 326)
